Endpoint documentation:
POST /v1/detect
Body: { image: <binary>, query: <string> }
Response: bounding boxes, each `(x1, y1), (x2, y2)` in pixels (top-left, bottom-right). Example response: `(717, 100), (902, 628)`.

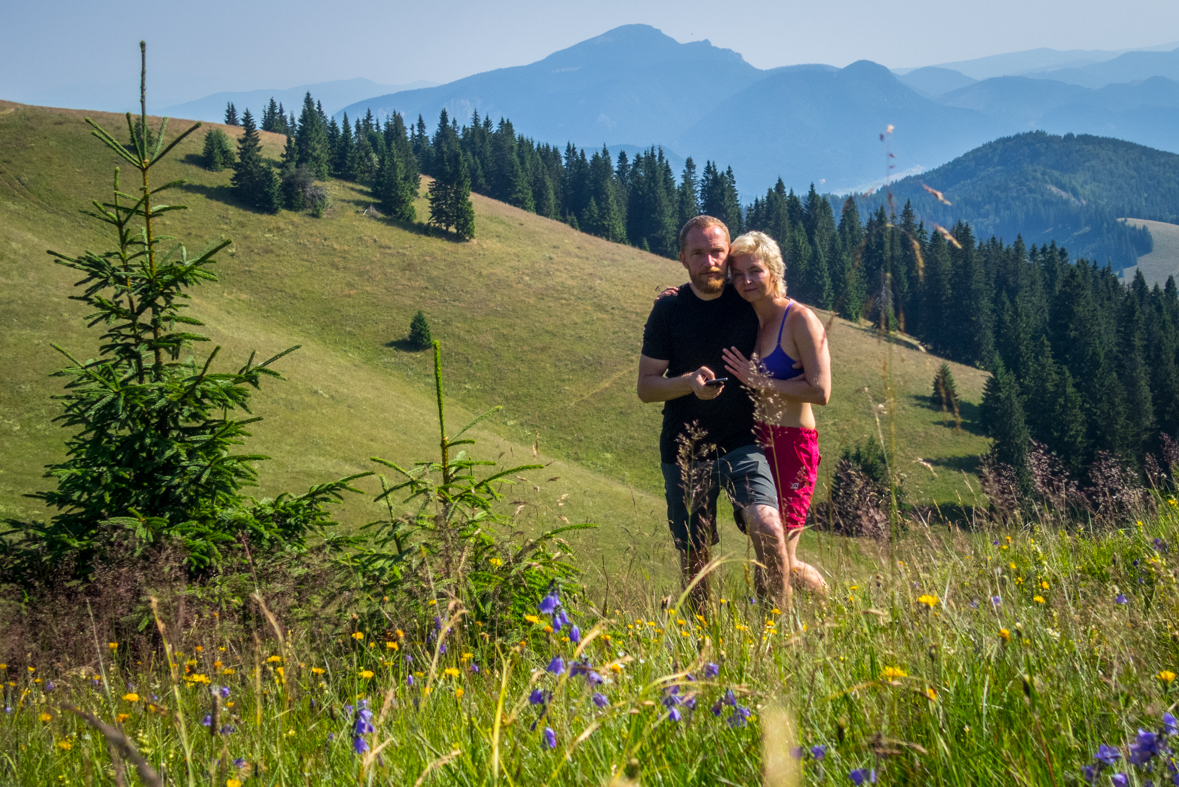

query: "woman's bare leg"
(785, 529), (828, 593)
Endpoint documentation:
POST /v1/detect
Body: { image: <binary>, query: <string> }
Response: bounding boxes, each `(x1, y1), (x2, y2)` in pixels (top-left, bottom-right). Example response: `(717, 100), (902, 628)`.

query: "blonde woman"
(721, 231), (830, 592)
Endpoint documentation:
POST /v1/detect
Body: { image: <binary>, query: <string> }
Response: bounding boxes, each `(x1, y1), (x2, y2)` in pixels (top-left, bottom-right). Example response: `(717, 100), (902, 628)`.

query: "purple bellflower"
(704, 663), (719, 679)
(352, 700), (374, 755)
(538, 593), (560, 615)
(1095, 744), (1121, 765)
(543, 727), (557, 749)
(849, 768), (877, 785)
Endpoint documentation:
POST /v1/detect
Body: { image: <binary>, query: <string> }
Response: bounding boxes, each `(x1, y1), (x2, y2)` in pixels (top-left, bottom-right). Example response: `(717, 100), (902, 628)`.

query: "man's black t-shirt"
(641, 283), (760, 464)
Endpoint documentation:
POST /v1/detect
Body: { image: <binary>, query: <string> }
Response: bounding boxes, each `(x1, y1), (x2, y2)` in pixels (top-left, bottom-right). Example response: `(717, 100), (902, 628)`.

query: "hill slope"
(1119, 218), (1179, 286)
(0, 101), (992, 575)
(863, 131), (1179, 268)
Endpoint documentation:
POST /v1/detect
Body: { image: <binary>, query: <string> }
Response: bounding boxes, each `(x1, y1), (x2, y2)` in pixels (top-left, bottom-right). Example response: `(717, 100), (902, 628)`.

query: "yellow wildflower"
(312, 667), (325, 675)
(488, 557), (503, 567)
(359, 670), (374, 679)
(1040, 581), (1049, 589)
(267, 655), (282, 663)
(925, 687), (938, 701)
(39, 713), (52, 722)
(460, 652), (473, 661)
(228, 780), (243, 787)
(57, 741), (72, 751)
(917, 594), (938, 608)
(351, 632), (364, 641)
(116, 713), (131, 723)
(882, 667), (907, 680)
(108, 643), (118, 651)
(1158, 670), (1177, 683)
(222, 668), (236, 676)
(999, 629), (1011, 642)
(524, 615), (540, 624)
(454, 687), (465, 699)
(123, 693), (140, 702)
(444, 667), (461, 677)
(187, 674), (211, 685)
(386, 641), (399, 651)
(1034, 596), (1046, 604)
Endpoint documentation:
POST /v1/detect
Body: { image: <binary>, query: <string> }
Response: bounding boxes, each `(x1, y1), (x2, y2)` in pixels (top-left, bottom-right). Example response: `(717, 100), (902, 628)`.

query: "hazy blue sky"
(4, 0), (1179, 108)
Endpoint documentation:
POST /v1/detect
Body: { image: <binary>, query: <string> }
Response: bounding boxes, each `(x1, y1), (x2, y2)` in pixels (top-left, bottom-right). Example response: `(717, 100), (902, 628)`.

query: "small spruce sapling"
(408, 311), (433, 350)
(932, 362), (961, 430)
(201, 128), (235, 171)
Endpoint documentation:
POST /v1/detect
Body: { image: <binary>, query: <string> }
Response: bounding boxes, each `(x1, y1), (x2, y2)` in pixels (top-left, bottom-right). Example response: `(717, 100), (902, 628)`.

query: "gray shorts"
(660, 443), (778, 552)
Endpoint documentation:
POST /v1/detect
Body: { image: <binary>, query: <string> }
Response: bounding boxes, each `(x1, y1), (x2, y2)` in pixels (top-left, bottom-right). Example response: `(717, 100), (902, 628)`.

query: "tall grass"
(5, 501), (1178, 785)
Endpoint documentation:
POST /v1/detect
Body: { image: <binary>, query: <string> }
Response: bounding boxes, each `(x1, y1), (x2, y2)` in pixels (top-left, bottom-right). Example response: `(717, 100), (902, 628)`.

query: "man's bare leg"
(744, 503), (792, 608)
(679, 544), (712, 611)
(785, 529), (828, 593)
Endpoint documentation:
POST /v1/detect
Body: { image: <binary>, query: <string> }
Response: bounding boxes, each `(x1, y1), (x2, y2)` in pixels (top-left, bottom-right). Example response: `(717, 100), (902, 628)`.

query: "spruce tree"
(202, 128), (235, 171)
(428, 140), (475, 239)
(408, 311), (432, 350)
(262, 97), (281, 132)
(231, 109), (263, 206)
(375, 146), (416, 222)
(677, 157), (700, 230)
(980, 359), (1031, 491)
(351, 122), (378, 183)
(335, 113), (355, 179)
(224, 102), (238, 126)
(295, 93), (330, 179)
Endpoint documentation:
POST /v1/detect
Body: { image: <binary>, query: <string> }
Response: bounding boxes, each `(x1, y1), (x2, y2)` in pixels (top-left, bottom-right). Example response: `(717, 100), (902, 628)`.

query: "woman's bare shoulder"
(786, 301), (829, 336)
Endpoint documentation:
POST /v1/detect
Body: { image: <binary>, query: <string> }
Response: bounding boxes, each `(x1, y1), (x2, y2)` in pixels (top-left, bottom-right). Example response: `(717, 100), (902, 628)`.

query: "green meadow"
(0, 101), (988, 578)
(2, 100), (1179, 787)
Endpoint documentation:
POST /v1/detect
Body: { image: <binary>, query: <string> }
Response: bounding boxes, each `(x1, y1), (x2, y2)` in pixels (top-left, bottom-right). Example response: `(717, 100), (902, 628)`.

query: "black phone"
(703, 378), (729, 387)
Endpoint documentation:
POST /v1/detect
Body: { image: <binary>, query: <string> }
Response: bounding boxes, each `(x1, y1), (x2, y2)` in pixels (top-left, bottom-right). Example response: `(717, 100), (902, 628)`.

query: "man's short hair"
(729, 231), (787, 298)
(678, 215), (730, 256)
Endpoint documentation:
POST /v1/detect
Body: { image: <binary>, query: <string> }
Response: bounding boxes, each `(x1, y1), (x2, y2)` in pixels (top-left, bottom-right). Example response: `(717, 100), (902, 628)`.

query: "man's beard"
(691, 269), (725, 295)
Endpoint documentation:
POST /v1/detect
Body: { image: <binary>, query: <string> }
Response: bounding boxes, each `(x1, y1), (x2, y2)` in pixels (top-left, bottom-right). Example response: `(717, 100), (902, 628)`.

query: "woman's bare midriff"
(754, 395), (816, 430)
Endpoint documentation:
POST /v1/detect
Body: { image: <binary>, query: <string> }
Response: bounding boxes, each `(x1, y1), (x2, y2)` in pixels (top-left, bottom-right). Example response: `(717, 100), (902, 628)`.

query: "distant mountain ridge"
(160, 78), (437, 123)
(337, 27), (1179, 195)
(861, 131), (1179, 269)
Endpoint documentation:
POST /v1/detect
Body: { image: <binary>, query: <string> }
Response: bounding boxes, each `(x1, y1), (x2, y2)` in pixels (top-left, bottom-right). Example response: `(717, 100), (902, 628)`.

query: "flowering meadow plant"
(6, 504), (1179, 785)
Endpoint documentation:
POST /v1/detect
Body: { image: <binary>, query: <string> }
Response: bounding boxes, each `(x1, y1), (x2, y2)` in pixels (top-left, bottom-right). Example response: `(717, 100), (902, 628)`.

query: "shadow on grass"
(913, 394), (986, 436)
(385, 338), (431, 352)
(350, 207), (472, 243)
(927, 454), (982, 475)
(177, 181), (248, 210)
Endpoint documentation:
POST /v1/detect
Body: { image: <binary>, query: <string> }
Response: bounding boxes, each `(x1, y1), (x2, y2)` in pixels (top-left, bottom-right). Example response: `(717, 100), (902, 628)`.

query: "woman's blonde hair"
(729, 231), (786, 298)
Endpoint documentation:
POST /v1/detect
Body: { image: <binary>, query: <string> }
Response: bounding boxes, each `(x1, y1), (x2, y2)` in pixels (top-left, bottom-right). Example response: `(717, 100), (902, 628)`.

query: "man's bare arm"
(637, 354), (721, 403)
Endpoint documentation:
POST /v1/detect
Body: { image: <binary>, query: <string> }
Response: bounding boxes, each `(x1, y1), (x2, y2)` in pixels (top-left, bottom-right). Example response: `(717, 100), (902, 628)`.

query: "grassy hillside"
(1120, 217), (1179, 285)
(0, 100), (992, 582)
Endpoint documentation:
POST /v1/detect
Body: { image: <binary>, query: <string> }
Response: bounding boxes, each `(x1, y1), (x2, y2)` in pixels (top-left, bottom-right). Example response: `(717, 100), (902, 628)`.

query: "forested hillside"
(859, 131), (1179, 268)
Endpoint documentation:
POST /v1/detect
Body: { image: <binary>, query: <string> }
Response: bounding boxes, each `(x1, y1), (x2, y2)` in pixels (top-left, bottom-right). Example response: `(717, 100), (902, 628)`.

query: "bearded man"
(637, 215), (792, 608)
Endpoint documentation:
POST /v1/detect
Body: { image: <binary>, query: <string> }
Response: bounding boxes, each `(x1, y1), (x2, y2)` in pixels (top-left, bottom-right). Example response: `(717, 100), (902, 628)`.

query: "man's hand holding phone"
(689, 367), (724, 399)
